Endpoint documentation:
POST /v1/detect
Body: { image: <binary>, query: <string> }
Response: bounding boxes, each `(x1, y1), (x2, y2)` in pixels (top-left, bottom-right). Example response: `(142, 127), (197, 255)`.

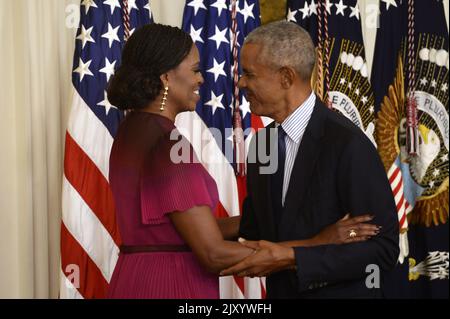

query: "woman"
(106, 24), (378, 299)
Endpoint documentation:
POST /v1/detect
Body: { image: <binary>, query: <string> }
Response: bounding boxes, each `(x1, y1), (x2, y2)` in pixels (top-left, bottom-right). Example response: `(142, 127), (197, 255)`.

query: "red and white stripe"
(387, 162), (412, 232)
(60, 89), (122, 299)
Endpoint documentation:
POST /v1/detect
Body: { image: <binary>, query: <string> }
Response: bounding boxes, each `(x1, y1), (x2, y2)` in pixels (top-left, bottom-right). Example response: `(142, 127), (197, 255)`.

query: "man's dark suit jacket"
(239, 99), (400, 298)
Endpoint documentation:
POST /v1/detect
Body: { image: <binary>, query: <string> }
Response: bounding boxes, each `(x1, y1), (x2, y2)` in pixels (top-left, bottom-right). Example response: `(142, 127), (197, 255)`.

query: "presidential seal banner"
(372, 0), (449, 298)
(287, 0), (377, 147)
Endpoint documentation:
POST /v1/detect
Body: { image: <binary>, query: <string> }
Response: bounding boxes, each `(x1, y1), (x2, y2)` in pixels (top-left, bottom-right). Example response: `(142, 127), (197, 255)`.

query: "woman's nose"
(198, 73), (204, 85)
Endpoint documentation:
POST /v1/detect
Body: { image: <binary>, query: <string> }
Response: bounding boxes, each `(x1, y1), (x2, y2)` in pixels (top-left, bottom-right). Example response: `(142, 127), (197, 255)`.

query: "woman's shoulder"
(116, 112), (177, 146)
(125, 111), (175, 132)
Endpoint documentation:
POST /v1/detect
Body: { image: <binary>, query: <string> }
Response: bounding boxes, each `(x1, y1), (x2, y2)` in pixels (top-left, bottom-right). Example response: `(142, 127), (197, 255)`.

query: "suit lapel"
(278, 102), (327, 240)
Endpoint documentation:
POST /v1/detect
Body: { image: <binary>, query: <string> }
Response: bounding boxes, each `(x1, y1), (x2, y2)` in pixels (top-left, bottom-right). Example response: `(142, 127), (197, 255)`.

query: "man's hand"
(220, 239), (295, 277)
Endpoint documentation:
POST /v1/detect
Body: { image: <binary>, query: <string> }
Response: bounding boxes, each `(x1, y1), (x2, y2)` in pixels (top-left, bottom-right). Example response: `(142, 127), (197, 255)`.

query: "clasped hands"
(220, 238), (295, 278)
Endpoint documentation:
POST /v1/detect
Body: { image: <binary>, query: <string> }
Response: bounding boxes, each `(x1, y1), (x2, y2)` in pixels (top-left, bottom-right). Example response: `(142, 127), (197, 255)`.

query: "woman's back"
(107, 111), (219, 299)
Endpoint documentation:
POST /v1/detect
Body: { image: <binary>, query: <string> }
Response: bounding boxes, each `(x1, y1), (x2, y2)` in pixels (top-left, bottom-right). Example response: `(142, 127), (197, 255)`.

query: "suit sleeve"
(238, 195), (260, 240)
(293, 134), (400, 292)
(238, 134), (261, 240)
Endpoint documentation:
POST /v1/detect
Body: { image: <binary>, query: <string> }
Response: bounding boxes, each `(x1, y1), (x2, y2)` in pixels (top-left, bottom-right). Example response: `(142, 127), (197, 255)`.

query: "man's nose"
(238, 76), (246, 89)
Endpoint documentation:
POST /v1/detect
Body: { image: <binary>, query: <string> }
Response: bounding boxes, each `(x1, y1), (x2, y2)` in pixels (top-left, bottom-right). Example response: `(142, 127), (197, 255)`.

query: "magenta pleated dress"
(107, 111), (220, 299)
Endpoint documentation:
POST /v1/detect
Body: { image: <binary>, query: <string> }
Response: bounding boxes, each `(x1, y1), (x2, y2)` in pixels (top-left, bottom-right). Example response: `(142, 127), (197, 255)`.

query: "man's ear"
(279, 66), (296, 89)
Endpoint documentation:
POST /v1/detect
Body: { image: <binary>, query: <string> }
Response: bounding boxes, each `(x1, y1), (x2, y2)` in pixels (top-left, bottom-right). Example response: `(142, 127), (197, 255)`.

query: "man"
(221, 21), (399, 298)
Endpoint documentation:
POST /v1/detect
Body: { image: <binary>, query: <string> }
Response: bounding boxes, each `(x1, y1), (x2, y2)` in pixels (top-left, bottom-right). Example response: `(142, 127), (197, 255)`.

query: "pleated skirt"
(107, 252), (219, 299)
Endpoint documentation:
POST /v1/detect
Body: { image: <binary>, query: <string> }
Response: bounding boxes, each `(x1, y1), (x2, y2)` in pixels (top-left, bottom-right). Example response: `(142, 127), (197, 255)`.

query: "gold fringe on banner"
(259, 0), (287, 25)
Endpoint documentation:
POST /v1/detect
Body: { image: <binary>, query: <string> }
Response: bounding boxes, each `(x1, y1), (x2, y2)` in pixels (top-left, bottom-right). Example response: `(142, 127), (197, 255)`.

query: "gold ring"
(349, 229), (357, 238)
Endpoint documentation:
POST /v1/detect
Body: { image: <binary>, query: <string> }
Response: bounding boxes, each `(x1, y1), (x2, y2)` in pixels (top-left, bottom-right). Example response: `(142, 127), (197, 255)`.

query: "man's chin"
(250, 106), (262, 117)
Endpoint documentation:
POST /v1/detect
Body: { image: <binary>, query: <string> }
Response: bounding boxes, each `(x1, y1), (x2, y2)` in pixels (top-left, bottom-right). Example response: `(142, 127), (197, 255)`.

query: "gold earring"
(160, 86), (169, 111)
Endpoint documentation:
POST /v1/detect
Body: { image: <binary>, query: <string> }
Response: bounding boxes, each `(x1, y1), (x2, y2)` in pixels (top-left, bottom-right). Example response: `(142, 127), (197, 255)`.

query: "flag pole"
(231, 0), (246, 176)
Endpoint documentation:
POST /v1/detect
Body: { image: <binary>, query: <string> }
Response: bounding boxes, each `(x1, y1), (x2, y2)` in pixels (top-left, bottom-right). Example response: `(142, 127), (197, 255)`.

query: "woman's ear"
(159, 73), (169, 88)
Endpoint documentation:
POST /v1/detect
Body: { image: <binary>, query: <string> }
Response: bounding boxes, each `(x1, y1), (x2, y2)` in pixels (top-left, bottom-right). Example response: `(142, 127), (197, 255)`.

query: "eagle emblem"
(376, 34), (449, 229)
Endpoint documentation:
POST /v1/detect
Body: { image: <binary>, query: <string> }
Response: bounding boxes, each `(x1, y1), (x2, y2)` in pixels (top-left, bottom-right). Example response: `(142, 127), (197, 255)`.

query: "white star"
(361, 96), (368, 104)
(227, 129), (234, 143)
(205, 91), (225, 114)
(102, 23), (120, 48)
(325, 0), (334, 14)
(420, 77), (428, 86)
(229, 30), (241, 50)
(76, 25), (95, 49)
(81, 0), (98, 14)
(209, 26), (229, 50)
(129, 28), (136, 36)
(309, 1), (318, 16)
(441, 83), (448, 92)
(335, 0), (347, 16)
(228, 1), (241, 15)
(348, 82), (353, 89)
(433, 169), (440, 177)
(349, 4), (360, 19)
(369, 106), (375, 114)
(382, 0), (397, 10)
(207, 58), (227, 82)
(431, 79), (437, 87)
(211, 0), (227, 16)
(144, 3), (152, 19)
(442, 153), (449, 162)
(98, 91), (116, 115)
(73, 58), (94, 82)
(187, 0), (206, 15)
(99, 58), (116, 82)
(299, 1), (310, 19)
(355, 88), (360, 96)
(287, 8), (298, 22)
(241, 1), (255, 23)
(340, 77), (346, 85)
(230, 63), (235, 77)
(190, 25), (204, 44)
(103, 0), (121, 15)
(240, 95), (251, 118)
(127, 0), (139, 11)
(429, 180), (435, 188)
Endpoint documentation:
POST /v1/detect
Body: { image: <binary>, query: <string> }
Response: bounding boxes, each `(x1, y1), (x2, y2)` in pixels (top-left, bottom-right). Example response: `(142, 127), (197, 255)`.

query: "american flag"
(60, 0), (152, 299)
(178, 0), (269, 299)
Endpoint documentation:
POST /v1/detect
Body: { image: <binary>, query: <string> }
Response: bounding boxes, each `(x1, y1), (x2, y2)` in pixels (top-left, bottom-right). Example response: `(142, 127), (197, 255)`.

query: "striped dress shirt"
(278, 92), (316, 206)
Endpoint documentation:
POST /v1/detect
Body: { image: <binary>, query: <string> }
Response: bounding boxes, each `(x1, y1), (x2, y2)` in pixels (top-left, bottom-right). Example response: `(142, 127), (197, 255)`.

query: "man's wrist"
(284, 247), (297, 271)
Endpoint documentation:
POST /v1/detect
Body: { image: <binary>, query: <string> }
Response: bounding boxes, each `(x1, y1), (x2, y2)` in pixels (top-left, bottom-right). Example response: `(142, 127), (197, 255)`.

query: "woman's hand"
(312, 214), (380, 245)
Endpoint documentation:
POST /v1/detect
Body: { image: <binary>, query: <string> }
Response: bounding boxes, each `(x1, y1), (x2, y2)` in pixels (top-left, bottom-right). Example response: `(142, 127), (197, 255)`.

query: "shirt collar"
(280, 92), (316, 144)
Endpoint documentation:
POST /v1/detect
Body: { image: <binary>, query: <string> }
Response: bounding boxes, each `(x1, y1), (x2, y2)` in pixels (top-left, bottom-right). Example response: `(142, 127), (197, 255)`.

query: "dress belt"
(120, 244), (191, 254)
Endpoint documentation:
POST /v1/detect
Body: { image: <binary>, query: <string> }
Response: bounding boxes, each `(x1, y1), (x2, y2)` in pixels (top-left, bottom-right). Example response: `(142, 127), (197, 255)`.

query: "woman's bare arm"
(169, 206), (253, 274)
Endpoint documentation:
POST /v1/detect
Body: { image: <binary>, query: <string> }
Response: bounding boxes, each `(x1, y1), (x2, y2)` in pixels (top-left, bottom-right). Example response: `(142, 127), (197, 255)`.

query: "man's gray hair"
(244, 21), (316, 80)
